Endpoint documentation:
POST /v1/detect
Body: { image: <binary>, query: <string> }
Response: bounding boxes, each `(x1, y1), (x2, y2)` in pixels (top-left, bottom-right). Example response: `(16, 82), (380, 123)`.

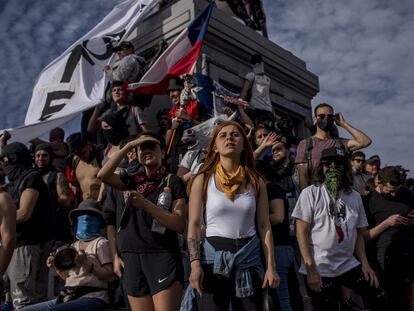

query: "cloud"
(0, 0), (121, 129)
(263, 0), (414, 174)
(1, 0), (413, 175)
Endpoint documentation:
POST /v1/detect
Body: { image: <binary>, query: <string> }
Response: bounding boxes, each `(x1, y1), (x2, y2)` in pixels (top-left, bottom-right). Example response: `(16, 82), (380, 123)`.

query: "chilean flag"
(128, 1), (215, 94)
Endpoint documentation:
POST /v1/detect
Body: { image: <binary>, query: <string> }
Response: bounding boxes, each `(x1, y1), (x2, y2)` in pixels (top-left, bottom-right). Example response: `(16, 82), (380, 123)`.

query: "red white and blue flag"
(128, 1), (215, 94)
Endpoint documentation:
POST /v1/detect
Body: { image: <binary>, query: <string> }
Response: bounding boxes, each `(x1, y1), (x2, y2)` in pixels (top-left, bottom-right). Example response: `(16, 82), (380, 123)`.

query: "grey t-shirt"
(245, 72), (272, 112)
(112, 54), (145, 83)
(292, 184), (368, 277)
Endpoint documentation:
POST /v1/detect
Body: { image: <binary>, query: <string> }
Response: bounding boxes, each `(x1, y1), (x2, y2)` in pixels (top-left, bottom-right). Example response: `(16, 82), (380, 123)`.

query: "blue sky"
(0, 0), (413, 174)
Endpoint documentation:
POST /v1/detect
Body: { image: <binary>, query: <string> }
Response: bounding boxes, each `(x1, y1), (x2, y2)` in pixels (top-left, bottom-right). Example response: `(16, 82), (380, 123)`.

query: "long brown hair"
(188, 121), (262, 202)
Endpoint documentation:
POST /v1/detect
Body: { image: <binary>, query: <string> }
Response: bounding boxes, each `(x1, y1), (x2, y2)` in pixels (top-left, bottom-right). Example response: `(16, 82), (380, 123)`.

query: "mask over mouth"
(324, 166), (344, 200)
(101, 109), (129, 146)
(1, 142), (32, 182)
(317, 118), (335, 131)
(76, 214), (102, 241)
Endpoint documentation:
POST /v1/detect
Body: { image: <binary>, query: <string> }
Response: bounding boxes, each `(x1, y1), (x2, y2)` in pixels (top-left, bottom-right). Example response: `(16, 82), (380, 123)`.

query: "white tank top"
(205, 175), (257, 239)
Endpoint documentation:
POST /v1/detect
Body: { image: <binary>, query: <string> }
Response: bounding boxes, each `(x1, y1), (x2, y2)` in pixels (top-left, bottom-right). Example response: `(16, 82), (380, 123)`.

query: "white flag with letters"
(24, 0), (159, 125)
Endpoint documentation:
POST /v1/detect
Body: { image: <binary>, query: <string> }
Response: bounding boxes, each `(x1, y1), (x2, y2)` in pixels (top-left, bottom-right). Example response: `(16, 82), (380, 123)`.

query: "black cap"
(167, 78), (184, 92)
(69, 199), (103, 225)
(364, 157), (380, 166)
(34, 143), (59, 158)
(320, 146), (348, 164)
(113, 41), (134, 52)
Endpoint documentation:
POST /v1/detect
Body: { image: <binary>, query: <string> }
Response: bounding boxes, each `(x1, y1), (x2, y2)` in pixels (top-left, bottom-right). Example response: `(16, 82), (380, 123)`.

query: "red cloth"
(168, 100), (199, 121)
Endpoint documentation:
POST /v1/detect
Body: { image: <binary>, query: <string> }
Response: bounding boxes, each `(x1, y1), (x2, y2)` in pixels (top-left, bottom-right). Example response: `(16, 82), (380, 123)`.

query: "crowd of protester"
(0, 41), (413, 311)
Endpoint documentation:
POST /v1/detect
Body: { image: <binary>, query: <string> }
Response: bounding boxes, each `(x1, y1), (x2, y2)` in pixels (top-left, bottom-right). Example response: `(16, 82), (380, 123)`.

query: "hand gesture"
(189, 261), (204, 296)
(113, 253), (125, 278)
(334, 112), (346, 127)
(361, 264), (379, 288)
(262, 267), (280, 289)
(46, 254), (55, 269)
(75, 250), (90, 269)
(384, 214), (413, 228)
(1, 130), (11, 143)
(307, 268), (323, 292)
(128, 191), (147, 209)
(176, 108), (190, 121)
(261, 132), (278, 148)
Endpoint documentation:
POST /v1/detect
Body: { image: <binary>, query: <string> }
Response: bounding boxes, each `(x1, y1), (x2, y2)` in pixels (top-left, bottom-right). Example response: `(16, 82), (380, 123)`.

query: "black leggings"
(196, 236), (264, 311)
(306, 265), (392, 311)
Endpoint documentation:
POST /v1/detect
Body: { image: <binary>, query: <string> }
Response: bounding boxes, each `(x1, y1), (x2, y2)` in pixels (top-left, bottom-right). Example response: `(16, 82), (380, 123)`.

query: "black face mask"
(3, 161), (30, 182)
(103, 129), (125, 146)
(317, 118), (335, 131)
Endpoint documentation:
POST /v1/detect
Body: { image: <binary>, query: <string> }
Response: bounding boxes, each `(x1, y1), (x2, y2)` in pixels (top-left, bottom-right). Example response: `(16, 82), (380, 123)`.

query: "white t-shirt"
(292, 184), (368, 277)
(65, 237), (112, 303)
(245, 72), (272, 112)
(179, 149), (204, 173)
(205, 175), (257, 239)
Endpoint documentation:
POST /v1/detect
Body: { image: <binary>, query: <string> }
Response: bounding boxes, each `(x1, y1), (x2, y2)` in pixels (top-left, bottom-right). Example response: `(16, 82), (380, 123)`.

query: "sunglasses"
(317, 114), (335, 120)
(321, 159), (345, 166)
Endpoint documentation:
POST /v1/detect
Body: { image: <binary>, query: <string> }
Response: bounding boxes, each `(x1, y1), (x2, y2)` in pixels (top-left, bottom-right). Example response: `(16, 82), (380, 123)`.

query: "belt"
(206, 235), (254, 253)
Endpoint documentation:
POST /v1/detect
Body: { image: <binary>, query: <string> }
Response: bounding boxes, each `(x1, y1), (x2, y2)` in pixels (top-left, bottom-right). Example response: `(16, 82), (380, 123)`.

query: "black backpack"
(304, 137), (347, 183)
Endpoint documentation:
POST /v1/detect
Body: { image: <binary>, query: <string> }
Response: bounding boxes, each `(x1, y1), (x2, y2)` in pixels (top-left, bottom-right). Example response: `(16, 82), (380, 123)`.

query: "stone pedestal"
(128, 0), (319, 137)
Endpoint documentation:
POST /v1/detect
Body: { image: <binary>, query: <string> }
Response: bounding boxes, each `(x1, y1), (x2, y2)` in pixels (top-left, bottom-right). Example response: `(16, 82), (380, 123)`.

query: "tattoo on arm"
(58, 174), (70, 196)
(187, 238), (200, 262)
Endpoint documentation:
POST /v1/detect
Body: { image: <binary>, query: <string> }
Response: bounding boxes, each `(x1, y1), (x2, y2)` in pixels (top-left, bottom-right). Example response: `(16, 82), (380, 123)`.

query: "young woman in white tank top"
(187, 121), (279, 310)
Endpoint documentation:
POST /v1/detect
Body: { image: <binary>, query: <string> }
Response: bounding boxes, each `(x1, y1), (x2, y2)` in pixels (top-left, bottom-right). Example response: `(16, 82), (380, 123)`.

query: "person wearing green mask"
(292, 147), (392, 311)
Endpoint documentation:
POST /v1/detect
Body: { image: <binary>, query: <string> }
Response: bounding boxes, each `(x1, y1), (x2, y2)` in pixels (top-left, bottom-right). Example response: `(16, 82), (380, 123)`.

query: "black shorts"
(121, 251), (183, 297)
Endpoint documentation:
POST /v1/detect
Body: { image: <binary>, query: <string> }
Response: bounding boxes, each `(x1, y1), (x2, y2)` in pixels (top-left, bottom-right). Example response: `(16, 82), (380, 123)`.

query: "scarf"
(324, 166), (343, 200)
(215, 164), (245, 201)
(134, 166), (167, 196)
(76, 215), (102, 241)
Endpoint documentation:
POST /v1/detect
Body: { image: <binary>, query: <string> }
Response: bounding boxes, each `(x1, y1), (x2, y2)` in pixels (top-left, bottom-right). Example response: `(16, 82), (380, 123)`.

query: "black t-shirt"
(9, 169), (55, 246)
(267, 183), (291, 246)
(365, 188), (414, 265)
(118, 174), (186, 254)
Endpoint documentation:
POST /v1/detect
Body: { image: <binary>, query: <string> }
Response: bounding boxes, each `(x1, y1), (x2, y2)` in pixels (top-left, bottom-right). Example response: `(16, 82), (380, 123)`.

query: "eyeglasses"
(317, 114), (335, 120)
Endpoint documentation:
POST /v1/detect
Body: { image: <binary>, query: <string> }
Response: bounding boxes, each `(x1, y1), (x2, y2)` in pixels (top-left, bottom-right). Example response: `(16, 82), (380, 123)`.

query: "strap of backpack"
(305, 137), (313, 182)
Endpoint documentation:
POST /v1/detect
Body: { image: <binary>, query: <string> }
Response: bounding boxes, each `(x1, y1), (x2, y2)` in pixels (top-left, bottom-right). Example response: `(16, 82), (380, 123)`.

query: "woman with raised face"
(97, 132), (186, 311)
(187, 121), (279, 310)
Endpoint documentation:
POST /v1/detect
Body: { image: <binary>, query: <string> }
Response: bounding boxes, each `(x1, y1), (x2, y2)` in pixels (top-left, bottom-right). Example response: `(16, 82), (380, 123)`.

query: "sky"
(0, 0), (413, 175)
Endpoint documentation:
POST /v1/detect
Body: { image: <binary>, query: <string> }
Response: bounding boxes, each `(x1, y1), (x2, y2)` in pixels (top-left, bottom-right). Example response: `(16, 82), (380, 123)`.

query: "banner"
(24, 0), (160, 125)
(128, 0), (215, 94)
(0, 0), (161, 143)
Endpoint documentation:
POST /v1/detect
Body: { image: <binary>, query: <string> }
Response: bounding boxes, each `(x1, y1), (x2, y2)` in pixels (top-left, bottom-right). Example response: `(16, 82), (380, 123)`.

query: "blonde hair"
(188, 121), (262, 202)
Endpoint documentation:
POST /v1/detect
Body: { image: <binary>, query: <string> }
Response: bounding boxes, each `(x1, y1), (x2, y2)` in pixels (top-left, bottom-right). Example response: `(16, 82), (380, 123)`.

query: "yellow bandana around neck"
(215, 164), (245, 201)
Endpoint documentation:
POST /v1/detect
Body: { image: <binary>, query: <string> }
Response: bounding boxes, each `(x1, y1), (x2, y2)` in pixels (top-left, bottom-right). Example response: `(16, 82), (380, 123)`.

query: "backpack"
(304, 137), (347, 183)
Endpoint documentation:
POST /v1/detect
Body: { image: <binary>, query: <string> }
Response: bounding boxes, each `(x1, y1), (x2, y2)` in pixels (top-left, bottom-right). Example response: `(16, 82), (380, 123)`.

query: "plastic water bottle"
(151, 187), (172, 234)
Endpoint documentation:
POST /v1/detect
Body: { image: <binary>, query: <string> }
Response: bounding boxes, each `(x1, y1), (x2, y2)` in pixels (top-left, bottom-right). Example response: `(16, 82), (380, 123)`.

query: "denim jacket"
(180, 235), (264, 311)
